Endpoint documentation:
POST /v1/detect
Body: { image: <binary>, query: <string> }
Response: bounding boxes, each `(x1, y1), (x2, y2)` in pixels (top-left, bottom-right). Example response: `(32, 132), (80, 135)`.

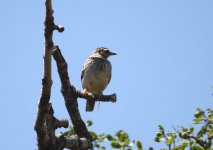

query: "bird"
(81, 47), (117, 111)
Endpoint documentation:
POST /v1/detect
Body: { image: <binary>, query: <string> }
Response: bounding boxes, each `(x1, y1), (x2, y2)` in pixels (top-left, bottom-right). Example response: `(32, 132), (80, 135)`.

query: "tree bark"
(34, 1), (116, 149)
(34, 0), (54, 149)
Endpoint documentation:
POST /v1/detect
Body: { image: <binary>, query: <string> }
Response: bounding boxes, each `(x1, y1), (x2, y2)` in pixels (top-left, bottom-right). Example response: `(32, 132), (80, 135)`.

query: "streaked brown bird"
(81, 47), (116, 111)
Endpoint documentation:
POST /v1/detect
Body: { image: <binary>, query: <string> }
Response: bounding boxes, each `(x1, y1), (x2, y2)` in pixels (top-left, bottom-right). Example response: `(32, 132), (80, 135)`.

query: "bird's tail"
(86, 99), (95, 112)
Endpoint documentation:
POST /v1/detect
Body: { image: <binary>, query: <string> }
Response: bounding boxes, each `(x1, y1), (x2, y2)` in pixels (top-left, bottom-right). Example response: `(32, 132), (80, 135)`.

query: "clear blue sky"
(0, 0), (213, 149)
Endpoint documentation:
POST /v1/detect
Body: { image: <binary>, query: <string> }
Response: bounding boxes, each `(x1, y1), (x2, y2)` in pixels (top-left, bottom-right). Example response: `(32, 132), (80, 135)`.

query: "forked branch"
(35, 0), (116, 149)
(52, 46), (117, 103)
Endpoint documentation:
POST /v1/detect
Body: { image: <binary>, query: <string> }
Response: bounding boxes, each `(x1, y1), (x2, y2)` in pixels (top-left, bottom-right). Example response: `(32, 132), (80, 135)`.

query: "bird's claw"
(82, 89), (95, 99)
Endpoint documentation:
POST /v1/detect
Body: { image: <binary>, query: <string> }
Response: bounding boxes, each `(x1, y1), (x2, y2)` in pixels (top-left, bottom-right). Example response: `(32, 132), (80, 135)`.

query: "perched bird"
(81, 47), (117, 111)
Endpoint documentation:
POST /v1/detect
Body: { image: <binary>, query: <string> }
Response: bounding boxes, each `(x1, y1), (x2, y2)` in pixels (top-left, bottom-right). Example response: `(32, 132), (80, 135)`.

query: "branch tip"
(58, 119), (69, 128)
(54, 25), (65, 32)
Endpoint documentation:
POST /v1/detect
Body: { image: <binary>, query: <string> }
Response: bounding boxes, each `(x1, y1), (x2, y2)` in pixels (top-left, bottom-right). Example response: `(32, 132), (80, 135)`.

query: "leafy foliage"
(154, 108), (213, 150)
(63, 108), (213, 149)
(92, 128), (144, 150)
(63, 120), (144, 150)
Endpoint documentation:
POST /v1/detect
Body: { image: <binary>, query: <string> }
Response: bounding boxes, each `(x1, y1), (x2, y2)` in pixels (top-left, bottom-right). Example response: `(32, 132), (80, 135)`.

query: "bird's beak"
(110, 52), (117, 56)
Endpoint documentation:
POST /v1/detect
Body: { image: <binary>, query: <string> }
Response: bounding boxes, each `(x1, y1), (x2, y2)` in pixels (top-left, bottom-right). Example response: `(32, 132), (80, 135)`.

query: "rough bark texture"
(34, 0), (54, 149)
(34, 0), (116, 149)
(52, 46), (93, 143)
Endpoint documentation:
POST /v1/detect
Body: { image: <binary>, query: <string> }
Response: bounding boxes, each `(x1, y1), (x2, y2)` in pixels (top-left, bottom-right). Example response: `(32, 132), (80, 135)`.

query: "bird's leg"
(82, 88), (88, 95)
(82, 89), (89, 96)
(97, 94), (102, 110)
(82, 89), (94, 98)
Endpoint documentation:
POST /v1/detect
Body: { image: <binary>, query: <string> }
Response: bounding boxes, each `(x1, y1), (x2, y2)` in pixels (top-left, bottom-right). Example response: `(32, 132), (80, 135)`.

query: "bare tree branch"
(34, 1), (66, 150)
(52, 46), (93, 145)
(34, 0), (54, 149)
(57, 135), (91, 150)
(52, 46), (117, 147)
(35, 1), (116, 149)
(45, 104), (64, 150)
(53, 25), (65, 32)
(75, 89), (117, 102)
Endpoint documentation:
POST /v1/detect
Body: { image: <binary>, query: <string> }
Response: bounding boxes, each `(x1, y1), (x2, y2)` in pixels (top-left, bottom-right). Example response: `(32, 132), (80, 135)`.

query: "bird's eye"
(105, 50), (110, 53)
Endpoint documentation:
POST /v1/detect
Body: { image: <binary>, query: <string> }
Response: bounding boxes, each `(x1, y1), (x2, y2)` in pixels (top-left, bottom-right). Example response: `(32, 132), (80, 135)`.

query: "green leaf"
(106, 134), (117, 141)
(208, 127), (213, 137)
(194, 118), (203, 124)
(155, 129), (165, 142)
(154, 137), (161, 142)
(172, 142), (187, 150)
(156, 131), (163, 137)
(191, 145), (204, 150)
(166, 132), (177, 145)
(197, 125), (207, 138)
(94, 143), (100, 148)
(179, 132), (190, 139)
(136, 141), (143, 149)
(157, 125), (166, 139)
(148, 147), (154, 150)
(208, 113), (213, 119)
(158, 125), (165, 133)
(98, 137), (106, 142)
(190, 127), (194, 134)
(111, 141), (121, 149)
(207, 108), (213, 118)
(172, 146), (185, 150)
(194, 108), (204, 119)
(166, 136), (175, 145)
(116, 130), (129, 143)
(89, 131), (98, 140)
(86, 120), (93, 127)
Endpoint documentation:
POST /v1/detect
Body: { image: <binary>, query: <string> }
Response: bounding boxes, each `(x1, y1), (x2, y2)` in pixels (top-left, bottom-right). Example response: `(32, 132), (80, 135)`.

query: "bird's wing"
(81, 58), (91, 82)
(81, 67), (85, 89)
(81, 58), (90, 82)
(81, 68), (84, 82)
(108, 61), (112, 84)
(108, 73), (111, 84)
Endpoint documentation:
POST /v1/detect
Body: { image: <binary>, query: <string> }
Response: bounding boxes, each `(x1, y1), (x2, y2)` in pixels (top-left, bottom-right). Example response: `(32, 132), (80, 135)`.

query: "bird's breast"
(82, 58), (112, 94)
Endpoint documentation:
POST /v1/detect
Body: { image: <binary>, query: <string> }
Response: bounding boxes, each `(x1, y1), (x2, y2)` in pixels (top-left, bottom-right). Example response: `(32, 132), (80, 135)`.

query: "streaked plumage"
(81, 47), (116, 111)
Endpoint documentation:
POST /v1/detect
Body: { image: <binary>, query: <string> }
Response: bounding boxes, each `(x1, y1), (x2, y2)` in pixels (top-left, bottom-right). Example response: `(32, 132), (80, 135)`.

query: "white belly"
(82, 62), (111, 94)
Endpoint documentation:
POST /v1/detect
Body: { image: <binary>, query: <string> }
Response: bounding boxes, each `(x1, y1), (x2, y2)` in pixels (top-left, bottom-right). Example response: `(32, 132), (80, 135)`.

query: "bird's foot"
(82, 89), (95, 99)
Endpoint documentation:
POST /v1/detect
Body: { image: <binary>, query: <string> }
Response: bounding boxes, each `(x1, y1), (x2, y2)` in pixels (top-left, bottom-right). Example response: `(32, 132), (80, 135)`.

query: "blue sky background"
(0, 0), (213, 149)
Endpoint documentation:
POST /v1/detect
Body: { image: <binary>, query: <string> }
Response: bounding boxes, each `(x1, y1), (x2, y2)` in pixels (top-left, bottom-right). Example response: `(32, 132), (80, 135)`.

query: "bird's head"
(94, 47), (117, 59)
